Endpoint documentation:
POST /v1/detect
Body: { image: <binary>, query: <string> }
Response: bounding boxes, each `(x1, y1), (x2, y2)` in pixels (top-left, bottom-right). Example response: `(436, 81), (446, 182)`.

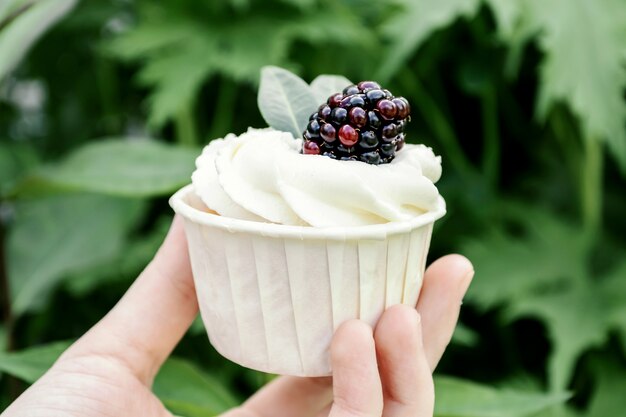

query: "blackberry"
(330, 107), (348, 125)
(302, 81), (411, 164)
(320, 123), (336, 143)
(349, 107), (367, 127)
(307, 119), (321, 135)
(338, 124), (359, 147)
(303, 140), (321, 155)
(368, 111), (381, 129)
(365, 89), (385, 103)
(359, 130), (378, 149)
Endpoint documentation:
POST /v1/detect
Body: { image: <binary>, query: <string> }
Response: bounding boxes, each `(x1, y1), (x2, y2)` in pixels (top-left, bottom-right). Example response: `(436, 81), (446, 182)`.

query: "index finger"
(416, 254), (474, 370)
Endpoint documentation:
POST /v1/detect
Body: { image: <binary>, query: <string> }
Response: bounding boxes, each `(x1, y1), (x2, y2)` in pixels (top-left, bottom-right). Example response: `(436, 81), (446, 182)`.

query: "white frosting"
(191, 128), (442, 227)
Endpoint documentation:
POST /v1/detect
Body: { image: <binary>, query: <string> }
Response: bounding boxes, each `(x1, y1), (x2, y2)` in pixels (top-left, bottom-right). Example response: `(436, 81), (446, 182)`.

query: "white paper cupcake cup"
(170, 184), (446, 376)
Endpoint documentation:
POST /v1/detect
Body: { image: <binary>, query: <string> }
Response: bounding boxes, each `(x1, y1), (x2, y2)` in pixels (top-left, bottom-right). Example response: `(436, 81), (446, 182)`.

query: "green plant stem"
(481, 86), (500, 188)
(504, 39), (525, 80)
(581, 138), (603, 242)
(175, 102), (198, 147)
(549, 110), (581, 182)
(550, 110), (602, 243)
(399, 68), (475, 177)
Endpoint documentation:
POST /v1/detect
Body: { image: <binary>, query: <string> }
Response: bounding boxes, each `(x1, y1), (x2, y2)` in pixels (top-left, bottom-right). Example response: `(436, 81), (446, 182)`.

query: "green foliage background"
(1, 0), (625, 415)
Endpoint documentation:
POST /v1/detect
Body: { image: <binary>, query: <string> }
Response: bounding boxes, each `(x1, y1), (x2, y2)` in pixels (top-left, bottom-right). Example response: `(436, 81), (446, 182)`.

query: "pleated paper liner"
(171, 184), (445, 376)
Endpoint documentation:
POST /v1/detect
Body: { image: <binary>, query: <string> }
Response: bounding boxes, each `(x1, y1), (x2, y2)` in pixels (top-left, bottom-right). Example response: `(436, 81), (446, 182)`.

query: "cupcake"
(170, 67), (445, 376)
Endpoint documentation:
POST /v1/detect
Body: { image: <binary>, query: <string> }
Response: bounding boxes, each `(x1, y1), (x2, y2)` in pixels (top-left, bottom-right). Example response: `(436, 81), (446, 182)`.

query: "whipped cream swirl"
(191, 128), (442, 227)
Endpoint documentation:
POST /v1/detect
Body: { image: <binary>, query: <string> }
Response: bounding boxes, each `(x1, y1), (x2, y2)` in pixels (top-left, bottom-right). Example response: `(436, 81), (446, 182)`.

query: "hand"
(2, 217), (473, 417)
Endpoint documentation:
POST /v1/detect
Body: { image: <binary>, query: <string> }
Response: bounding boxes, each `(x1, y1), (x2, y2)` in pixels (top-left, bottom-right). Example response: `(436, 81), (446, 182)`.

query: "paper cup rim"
(170, 184), (446, 241)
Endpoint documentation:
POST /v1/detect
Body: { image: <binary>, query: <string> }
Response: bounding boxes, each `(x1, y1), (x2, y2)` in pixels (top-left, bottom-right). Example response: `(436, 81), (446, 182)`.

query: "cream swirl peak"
(191, 128), (442, 227)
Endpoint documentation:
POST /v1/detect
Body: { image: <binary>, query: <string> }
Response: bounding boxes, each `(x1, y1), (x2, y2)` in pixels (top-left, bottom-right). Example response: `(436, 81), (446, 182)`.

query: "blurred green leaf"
(283, 8), (373, 49)
(506, 283), (609, 391)
(484, 0), (524, 40)
(434, 376), (570, 417)
(20, 139), (198, 197)
(102, 17), (195, 61)
(505, 261), (626, 390)
(463, 205), (588, 310)
(154, 357), (239, 417)
(7, 193), (145, 316)
(486, 0), (626, 170)
(534, 0), (626, 170)
(57, 1), (123, 31)
(598, 261), (626, 354)
(0, 0), (78, 82)
(378, 0), (481, 81)
(586, 359), (626, 417)
(0, 0), (32, 22)
(278, 0), (315, 9)
(106, 4), (371, 128)
(227, 0), (250, 11)
(532, 405), (581, 417)
(0, 142), (38, 196)
(135, 36), (215, 129)
(64, 216), (170, 296)
(483, 0), (536, 77)
(105, 7), (223, 128)
(462, 205), (626, 390)
(0, 340), (71, 383)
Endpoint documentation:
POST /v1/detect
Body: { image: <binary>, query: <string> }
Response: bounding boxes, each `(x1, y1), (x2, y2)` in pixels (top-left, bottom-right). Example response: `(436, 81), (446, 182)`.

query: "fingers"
(374, 305), (434, 417)
(416, 254), (473, 370)
(329, 320), (383, 417)
(243, 376), (332, 417)
(63, 215), (199, 384)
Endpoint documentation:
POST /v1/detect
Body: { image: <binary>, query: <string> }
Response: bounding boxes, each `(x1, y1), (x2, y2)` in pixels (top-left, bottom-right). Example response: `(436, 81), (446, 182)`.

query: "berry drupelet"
(302, 81), (411, 164)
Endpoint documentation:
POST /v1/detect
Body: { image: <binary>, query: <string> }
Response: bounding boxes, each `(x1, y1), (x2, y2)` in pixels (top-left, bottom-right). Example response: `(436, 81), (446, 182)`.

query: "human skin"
(2, 216), (474, 417)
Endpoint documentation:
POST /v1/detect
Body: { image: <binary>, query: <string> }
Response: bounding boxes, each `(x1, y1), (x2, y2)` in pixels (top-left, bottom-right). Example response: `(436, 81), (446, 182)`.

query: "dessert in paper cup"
(170, 67), (446, 376)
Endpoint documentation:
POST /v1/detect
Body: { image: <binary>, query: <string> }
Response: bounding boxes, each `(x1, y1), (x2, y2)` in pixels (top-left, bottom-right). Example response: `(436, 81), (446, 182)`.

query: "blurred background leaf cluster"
(1, 0), (625, 415)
